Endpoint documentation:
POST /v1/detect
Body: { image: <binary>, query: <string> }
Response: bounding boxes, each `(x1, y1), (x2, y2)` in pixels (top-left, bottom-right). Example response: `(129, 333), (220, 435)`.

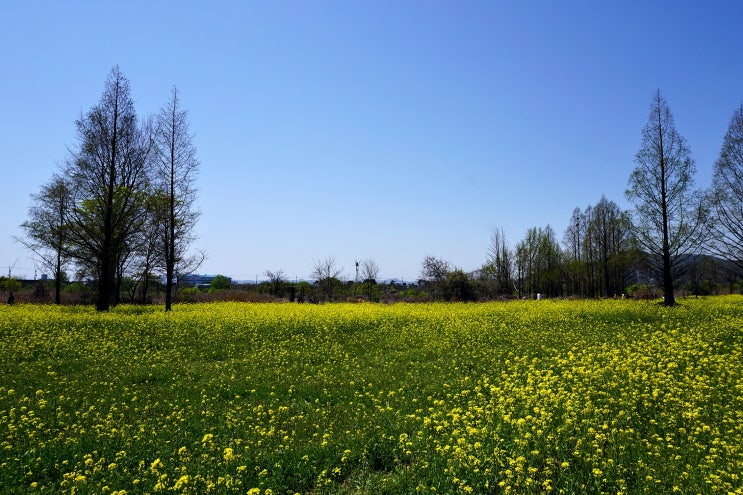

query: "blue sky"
(1, 1), (742, 282)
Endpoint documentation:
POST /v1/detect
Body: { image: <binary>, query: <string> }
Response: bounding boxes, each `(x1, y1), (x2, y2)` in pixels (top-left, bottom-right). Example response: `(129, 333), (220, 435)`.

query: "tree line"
(15, 80), (743, 308)
(18, 67), (201, 311)
(222, 90), (740, 306)
(420, 91), (742, 306)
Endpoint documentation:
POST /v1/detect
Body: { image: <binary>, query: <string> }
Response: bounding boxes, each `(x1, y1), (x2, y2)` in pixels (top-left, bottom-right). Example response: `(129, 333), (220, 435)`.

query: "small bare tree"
(360, 258), (380, 300)
(264, 269), (286, 297)
(485, 227), (512, 295)
(312, 256), (344, 301)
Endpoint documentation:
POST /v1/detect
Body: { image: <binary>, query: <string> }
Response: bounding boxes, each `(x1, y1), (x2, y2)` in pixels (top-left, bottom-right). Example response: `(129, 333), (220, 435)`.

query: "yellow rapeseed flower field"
(1, 297), (741, 494)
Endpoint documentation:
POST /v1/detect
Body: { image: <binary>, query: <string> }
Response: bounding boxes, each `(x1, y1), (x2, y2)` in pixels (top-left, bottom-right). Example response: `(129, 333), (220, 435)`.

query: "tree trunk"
(97, 258), (112, 311)
(165, 265), (173, 311)
(657, 101), (676, 307)
(55, 251), (62, 305)
(662, 251), (675, 305)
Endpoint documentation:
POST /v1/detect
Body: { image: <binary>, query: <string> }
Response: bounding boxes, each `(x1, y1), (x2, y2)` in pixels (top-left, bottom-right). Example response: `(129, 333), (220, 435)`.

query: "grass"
(1, 297), (741, 494)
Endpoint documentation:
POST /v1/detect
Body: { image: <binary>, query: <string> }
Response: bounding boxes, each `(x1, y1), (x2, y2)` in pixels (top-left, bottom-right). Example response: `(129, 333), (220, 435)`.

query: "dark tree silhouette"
(65, 67), (152, 311)
(709, 104), (743, 276)
(154, 86), (201, 311)
(18, 175), (72, 304)
(626, 90), (706, 306)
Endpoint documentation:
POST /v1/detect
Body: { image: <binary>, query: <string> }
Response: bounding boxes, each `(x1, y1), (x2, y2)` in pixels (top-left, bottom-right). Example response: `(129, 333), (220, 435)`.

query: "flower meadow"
(1, 298), (741, 494)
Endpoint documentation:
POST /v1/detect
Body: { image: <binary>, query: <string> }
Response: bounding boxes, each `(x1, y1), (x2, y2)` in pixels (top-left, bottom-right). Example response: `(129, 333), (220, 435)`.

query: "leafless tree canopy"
(312, 256), (344, 301)
(360, 259), (380, 283)
(264, 269), (287, 297)
(484, 227), (512, 295)
(585, 196), (634, 297)
(514, 226), (561, 298)
(709, 104), (743, 273)
(154, 86), (201, 310)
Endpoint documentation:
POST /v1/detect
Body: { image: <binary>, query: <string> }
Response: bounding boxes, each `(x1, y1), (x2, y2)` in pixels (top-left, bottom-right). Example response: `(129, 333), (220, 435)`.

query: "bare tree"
(515, 226), (562, 298)
(585, 196), (634, 297)
(312, 256), (344, 301)
(484, 227), (512, 295)
(582, 205), (598, 297)
(360, 258), (380, 300)
(537, 225), (562, 298)
(513, 241), (527, 298)
(626, 90), (707, 306)
(515, 228), (540, 297)
(563, 207), (588, 297)
(18, 174), (73, 303)
(154, 86), (201, 311)
(264, 269), (286, 297)
(65, 67), (153, 310)
(563, 199), (636, 298)
(708, 104), (743, 276)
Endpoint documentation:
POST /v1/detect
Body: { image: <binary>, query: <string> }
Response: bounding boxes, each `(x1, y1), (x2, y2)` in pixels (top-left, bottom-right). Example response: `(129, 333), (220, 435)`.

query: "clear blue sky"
(1, 1), (741, 282)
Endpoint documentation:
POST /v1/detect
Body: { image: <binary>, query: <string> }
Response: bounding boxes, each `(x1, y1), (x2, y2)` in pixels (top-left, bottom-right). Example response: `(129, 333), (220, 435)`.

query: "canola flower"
(0, 297), (741, 494)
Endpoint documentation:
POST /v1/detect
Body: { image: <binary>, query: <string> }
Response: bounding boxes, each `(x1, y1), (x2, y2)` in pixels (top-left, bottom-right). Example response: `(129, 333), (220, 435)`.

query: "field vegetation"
(1, 297), (741, 494)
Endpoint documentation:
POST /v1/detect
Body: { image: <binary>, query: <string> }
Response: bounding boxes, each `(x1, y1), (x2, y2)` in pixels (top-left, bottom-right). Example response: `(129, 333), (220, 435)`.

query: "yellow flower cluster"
(0, 297), (741, 493)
